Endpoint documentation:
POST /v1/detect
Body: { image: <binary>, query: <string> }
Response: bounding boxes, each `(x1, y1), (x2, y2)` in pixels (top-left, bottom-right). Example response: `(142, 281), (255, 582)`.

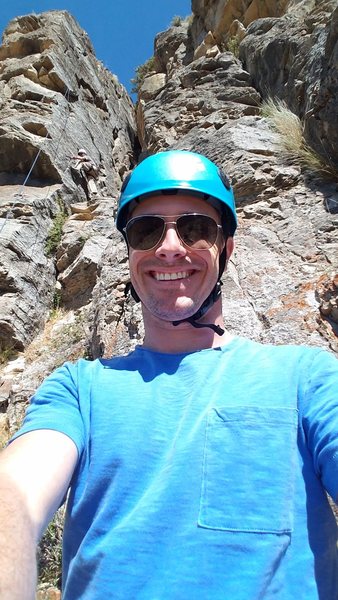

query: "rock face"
(0, 182), (60, 350)
(189, 0), (338, 166)
(239, 1), (338, 167)
(136, 0), (337, 357)
(0, 11), (136, 188)
(191, 0), (289, 45)
(0, 2), (337, 592)
(0, 11), (136, 351)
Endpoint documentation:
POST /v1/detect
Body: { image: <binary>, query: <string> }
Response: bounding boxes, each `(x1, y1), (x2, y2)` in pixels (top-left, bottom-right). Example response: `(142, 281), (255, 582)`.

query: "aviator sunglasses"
(124, 213), (223, 251)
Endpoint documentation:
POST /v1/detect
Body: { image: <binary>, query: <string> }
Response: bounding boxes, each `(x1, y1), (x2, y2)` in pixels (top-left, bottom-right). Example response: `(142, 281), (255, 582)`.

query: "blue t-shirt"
(13, 337), (338, 599)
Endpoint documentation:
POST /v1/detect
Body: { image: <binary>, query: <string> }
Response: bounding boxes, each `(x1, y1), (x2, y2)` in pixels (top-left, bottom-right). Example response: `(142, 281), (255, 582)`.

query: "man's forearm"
(0, 431), (78, 598)
(0, 482), (37, 600)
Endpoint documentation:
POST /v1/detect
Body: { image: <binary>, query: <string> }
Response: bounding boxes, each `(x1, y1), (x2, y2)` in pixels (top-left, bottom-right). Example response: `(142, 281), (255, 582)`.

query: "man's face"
(128, 194), (228, 324)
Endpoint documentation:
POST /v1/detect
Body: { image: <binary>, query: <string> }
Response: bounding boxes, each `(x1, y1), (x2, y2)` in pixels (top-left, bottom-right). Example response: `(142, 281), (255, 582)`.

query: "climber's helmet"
(116, 150), (237, 275)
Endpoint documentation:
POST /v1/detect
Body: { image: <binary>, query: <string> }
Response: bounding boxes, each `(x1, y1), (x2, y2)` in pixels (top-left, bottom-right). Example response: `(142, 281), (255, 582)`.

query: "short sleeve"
(301, 349), (338, 501)
(10, 361), (86, 456)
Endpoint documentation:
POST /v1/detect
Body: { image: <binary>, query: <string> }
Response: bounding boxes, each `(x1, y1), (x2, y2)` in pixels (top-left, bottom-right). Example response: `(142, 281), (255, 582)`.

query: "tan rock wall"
(191, 0), (289, 43)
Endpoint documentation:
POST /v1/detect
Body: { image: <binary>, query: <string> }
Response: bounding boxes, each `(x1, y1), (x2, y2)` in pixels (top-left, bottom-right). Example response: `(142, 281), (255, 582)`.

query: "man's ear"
(225, 237), (234, 263)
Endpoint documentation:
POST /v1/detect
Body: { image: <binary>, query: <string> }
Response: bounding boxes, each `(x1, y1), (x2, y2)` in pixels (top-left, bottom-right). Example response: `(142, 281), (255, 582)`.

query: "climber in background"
(70, 148), (99, 203)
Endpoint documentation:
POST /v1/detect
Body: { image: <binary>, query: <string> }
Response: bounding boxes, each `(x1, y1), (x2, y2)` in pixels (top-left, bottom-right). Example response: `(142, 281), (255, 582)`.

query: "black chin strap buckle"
(172, 318), (224, 336)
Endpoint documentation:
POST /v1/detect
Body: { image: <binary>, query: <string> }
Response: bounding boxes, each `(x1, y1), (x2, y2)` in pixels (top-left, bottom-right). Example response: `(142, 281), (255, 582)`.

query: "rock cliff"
(0, 11), (136, 352)
(0, 1), (337, 593)
(137, 0), (338, 355)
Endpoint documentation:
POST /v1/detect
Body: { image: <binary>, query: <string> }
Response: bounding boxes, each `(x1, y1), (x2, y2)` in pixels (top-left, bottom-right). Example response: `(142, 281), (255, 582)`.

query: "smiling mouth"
(152, 271), (193, 281)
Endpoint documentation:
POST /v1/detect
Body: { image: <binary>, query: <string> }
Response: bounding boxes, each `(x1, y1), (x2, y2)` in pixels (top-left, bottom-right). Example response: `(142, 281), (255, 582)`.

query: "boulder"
(154, 23), (192, 73)
(139, 73), (167, 100)
(58, 236), (110, 309)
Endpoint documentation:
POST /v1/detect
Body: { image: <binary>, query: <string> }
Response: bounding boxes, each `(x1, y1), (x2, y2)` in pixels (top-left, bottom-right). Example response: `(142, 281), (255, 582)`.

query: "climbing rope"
(16, 86), (71, 200)
(0, 85), (72, 294)
(21, 87), (72, 278)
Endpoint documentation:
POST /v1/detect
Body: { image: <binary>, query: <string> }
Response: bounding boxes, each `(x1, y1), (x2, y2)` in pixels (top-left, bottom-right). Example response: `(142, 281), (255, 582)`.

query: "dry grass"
(261, 98), (337, 180)
(24, 308), (88, 367)
(0, 346), (18, 366)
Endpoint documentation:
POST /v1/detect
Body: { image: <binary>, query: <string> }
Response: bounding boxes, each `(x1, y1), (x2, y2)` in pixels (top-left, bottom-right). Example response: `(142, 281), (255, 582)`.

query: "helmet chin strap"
(172, 280), (224, 336)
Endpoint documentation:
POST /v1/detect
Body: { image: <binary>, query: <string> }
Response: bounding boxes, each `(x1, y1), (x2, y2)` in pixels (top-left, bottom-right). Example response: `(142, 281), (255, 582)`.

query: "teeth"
(154, 271), (190, 281)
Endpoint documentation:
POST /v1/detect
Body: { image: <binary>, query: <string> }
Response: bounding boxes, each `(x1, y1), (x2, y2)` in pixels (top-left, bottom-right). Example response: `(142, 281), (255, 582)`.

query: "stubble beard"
(143, 291), (197, 323)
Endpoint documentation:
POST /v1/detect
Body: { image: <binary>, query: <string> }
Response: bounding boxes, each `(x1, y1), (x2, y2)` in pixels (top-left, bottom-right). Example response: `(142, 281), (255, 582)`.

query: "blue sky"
(0, 1), (192, 96)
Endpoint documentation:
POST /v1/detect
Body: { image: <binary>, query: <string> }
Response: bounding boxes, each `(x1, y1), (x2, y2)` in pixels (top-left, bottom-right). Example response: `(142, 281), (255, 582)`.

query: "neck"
(141, 299), (233, 353)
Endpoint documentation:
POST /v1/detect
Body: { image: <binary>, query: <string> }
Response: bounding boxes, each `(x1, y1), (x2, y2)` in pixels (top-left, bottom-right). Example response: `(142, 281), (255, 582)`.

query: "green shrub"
(226, 36), (240, 58)
(38, 509), (64, 587)
(130, 56), (156, 94)
(45, 202), (67, 256)
(0, 346), (17, 366)
(49, 290), (62, 318)
(171, 15), (183, 26)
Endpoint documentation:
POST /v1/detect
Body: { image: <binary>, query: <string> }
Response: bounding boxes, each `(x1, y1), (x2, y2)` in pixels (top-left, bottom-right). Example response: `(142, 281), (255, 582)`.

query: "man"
(70, 148), (99, 202)
(0, 150), (337, 599)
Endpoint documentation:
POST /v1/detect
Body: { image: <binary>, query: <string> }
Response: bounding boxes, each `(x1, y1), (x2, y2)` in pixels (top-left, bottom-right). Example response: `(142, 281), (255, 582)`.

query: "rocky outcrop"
(0, 11), (136, 188)
(137, 48), (261, 152)
(136, 0), (337, 357)
(190, 0), (290, 59)
(239, 1), (338, 167)
(187, 1), (338, 167)
(0, 10), (136, 351)
(0, 182), (60, 350)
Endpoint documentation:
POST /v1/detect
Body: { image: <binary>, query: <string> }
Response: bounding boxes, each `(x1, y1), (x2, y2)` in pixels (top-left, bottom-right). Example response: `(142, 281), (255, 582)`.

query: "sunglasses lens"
(126, 216), (164, 250)
(177, 215), (218, 249)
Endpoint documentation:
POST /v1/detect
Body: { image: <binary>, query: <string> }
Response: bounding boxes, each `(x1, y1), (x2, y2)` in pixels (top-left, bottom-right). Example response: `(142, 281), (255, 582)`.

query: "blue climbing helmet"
(116, 150), (237, 238)
(116, 150), (237, 336)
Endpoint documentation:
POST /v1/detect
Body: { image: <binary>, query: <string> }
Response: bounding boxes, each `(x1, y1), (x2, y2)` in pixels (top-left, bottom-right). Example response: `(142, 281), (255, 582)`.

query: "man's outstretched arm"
(0, 430), (78, 599)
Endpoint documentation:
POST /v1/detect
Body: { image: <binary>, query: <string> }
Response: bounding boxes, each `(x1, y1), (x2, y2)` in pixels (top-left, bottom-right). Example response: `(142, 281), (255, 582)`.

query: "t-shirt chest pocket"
(198, 406), (298, 534)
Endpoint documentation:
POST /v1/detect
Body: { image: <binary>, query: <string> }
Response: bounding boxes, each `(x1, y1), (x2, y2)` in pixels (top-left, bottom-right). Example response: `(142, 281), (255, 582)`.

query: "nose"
(154, 223), (187, 261)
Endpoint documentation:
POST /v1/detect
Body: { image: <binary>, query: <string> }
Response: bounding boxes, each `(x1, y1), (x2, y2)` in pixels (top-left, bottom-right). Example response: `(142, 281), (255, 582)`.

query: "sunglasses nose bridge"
(156, 218), (187, 251)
